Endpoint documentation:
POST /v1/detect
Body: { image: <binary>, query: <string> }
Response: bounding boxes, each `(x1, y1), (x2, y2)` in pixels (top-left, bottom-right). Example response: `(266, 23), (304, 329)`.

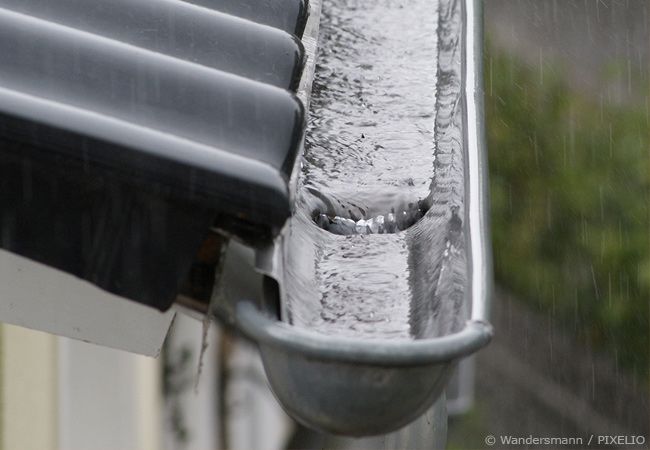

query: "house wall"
(0, 324), (162, 450)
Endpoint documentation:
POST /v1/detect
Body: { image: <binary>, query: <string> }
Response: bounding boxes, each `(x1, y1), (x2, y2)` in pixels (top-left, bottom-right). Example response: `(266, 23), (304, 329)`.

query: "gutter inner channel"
(284, 0), (468, 340)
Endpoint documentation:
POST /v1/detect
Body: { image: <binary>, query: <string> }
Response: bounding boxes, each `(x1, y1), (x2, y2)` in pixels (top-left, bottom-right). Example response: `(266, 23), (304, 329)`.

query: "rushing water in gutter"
(283, 0), (467, 339)
(303, 0), (438, 228)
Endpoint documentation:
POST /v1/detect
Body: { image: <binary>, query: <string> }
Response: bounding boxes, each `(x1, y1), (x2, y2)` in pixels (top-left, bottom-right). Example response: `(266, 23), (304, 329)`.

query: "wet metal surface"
(283, 0), (468, 340)
(0, 0), (305, 89)
(234, 0), (493, 434)
(0, 4), (306, 310)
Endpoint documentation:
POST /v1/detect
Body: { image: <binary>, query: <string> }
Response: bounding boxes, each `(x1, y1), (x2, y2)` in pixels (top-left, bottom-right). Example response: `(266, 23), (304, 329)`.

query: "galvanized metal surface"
(234, 0), (494, 436)
(289, 395), (448, 449)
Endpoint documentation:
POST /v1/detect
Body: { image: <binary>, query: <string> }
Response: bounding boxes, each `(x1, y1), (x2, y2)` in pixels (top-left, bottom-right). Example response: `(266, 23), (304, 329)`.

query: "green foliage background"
(485, 44), (649, 377)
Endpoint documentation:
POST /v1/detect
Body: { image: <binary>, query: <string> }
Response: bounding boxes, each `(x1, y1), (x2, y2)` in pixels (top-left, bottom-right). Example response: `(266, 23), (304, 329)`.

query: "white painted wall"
(57, 338), (162, 450)
(0, 302), (296, 450)
(1, 324), (58, 450)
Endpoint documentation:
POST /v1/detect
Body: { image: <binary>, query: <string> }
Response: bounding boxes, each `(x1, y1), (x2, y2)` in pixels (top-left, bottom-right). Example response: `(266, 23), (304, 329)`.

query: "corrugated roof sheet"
(0, 0), (309, 309)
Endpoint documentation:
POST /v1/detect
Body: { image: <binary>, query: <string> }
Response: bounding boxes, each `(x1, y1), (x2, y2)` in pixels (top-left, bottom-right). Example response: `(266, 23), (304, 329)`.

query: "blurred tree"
(485, 42), (649, 378)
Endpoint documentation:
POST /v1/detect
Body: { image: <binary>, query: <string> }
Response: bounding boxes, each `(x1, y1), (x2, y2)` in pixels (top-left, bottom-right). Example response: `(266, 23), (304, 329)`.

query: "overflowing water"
(282, 0), (468, 340)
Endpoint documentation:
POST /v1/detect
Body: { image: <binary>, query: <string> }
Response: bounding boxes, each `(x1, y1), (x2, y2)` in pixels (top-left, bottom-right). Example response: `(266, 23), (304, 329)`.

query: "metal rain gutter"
(229, 0), (494, 436)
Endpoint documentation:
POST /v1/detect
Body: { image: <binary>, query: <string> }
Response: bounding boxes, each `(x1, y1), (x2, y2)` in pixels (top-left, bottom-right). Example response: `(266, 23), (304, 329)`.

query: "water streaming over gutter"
(282, 0), (467, 340)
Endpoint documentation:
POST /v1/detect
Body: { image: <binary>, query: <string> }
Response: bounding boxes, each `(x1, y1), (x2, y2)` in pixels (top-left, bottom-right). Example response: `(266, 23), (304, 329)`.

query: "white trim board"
(0, 248), (174, 356)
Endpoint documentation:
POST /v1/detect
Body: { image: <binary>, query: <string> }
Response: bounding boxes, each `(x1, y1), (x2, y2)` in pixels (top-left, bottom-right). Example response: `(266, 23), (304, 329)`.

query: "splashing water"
(282, 0), (469, 340)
